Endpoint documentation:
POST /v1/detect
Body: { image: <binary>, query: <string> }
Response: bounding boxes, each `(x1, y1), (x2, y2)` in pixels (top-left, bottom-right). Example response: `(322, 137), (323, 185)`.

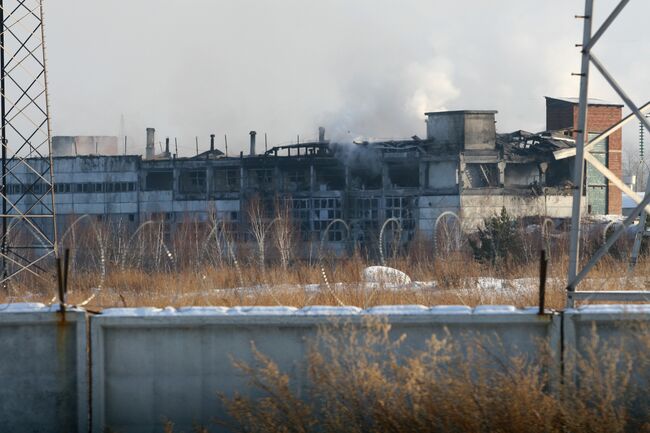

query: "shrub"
(216, 319), (650, 433)
(470, 207), (524, 265)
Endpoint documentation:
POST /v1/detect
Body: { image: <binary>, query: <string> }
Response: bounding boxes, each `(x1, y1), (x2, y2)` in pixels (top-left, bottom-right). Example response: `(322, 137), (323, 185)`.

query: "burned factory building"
(7, 98), (623, 252)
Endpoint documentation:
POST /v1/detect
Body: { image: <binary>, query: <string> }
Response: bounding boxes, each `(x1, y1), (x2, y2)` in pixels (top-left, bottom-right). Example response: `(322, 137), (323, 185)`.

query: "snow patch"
(176, 307), (229, 315)
(362, 266), (412, 286)
(0, 303), (83, 313)
(227, 306), (298, 315)
(297, 306), (362, 316)
(365, 305), (429, 315)
(101, 308), (166, 316)
(429, 306), (473, 315)
(576, 304), (650, 314)
(473, 305), (519, 314)
(0, 302), (48, 313)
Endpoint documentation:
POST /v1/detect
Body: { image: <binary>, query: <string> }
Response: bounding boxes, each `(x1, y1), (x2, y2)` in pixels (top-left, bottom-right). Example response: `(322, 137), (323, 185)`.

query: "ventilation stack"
(145, 128), (155, 160)
(249, 131), (257, 155)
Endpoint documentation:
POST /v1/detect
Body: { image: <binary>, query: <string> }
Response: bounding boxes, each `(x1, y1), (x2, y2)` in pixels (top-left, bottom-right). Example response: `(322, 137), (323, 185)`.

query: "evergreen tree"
(470, 207), (523, 265)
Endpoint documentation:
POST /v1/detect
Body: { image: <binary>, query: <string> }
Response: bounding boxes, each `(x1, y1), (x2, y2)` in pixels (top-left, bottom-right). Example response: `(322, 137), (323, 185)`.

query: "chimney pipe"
(318, 126), (326, 143)
(210, 134), (215, 152)
(165, 137), (170, 155)
(145, 128), (155, 160)
(249, 131), (257, 156)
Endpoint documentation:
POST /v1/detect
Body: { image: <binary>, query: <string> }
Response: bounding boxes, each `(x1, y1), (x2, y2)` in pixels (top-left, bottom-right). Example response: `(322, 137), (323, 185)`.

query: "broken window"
(350, 168), (382, 190)
(463, 164), (499, 188)
(285, 169), (309, 192)
(247, 169), (274, 190)
(385, 196), (415, 231)
(213, 168), (240, 192)
(312, 197), (343, 241)
(388, 164), (419, 188)
(546, 159), (573, 188)
(146, 171), (173, 191)
(179, 169), (206, 194)
(315, 164), (345, 190)
(352, 197), (379, 220)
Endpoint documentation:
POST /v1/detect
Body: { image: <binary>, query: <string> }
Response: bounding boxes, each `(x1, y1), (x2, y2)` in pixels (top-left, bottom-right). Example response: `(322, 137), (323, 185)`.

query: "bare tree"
(623, 144), (648, 192)
(272, 198), (296, 270)
(247, 195), (269, 268)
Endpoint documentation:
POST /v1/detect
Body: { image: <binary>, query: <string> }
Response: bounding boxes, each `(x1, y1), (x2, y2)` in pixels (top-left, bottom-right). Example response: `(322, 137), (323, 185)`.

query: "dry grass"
(1, 249), (649, 310)
(209, 319), (650, 433)
(1, 215), (649, 310)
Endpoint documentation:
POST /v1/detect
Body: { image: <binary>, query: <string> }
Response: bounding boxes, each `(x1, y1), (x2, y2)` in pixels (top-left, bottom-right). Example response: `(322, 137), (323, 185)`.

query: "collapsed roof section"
(498, 130), (575, 163)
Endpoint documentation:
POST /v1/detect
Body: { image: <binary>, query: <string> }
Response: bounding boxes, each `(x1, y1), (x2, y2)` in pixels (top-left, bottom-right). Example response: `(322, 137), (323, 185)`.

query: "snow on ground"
(93, 274), (648, 304)
(362, 266), (412, 285)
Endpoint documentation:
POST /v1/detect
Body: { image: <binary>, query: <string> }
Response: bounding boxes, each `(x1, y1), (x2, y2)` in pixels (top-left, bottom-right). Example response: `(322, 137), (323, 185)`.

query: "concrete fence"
(0, 303), (649, 433)
(0, 304), (87, 433)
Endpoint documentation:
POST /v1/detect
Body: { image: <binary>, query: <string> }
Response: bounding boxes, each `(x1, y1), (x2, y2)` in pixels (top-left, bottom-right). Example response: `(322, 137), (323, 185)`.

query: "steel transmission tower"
(566, 0), (650, 306)
(0, 0), (57, 285)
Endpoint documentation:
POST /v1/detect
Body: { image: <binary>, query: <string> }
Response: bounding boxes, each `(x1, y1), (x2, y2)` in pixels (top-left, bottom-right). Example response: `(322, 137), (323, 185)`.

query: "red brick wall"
(545, 98), (622, 215)
(574, 105), (623, 215)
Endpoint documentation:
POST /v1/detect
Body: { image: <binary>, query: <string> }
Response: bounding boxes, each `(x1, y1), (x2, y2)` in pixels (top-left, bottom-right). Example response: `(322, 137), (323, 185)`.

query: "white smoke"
(320, 57), (460, 143)
(405, 58), (460, 118)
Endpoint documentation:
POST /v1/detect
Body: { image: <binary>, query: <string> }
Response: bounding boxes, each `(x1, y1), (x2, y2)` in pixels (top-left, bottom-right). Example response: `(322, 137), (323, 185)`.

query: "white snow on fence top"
(0, 303), (84, 313)
(570, 304), (650, 314)
(365, 305), (430, 315)
(97, 305), (546, 317)
(2, 303), (649, 317)
(296, 306), (362, 316)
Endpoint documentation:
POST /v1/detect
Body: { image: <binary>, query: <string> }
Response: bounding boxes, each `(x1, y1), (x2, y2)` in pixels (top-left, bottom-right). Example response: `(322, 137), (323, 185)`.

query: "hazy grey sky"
(45, 0), (650, 155)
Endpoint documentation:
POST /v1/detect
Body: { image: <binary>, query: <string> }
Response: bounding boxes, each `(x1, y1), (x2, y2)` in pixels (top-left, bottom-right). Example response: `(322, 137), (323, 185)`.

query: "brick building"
(545, 96), (623, 215)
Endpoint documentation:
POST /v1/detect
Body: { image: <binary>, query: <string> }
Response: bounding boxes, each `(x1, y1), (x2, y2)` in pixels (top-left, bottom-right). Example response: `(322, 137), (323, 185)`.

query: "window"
(213, 168), (240, 192)
(146, 171), (173, 191)
(247, 169), (273, 190)
(179, 170), (206, 193)
(256, 169), (273, 184)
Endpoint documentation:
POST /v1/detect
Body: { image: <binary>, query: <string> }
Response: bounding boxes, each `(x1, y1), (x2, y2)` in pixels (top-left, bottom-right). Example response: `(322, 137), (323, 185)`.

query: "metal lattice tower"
(0, 0), (57, 285)
(566, 0), (650, 306)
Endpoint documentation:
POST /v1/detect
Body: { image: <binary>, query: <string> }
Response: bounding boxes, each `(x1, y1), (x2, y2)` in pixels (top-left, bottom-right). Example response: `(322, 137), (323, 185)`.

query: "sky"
(44, 0), (650, 156)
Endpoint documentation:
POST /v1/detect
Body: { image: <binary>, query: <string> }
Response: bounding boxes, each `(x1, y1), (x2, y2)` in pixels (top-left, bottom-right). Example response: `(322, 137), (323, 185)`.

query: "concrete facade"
(6, 104), (620, 256)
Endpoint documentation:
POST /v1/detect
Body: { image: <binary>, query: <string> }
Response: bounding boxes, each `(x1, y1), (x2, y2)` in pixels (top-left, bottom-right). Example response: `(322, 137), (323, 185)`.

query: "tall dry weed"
(217, 319), (650, 433)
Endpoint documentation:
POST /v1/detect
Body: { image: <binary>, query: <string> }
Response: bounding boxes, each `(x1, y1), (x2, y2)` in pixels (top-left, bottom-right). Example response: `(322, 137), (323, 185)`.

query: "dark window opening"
(213, 168), (240, 192)
(146, 171), (174, 191)
(388, 164), (419, 188)
(316, 166), (346, 190)
(179, 170), (206, 193)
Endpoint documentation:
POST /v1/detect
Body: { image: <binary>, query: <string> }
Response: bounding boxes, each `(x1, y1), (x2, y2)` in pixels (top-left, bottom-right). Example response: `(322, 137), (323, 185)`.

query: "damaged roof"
(498, 130), (575, 162)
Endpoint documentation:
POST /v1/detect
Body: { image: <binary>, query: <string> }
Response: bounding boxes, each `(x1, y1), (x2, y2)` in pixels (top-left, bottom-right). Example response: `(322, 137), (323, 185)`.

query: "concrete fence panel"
(90, 305), (560, 433)
(4, 303), (649, 433)
(563, 305), (650, 392)
(0, 304), (87, 433)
